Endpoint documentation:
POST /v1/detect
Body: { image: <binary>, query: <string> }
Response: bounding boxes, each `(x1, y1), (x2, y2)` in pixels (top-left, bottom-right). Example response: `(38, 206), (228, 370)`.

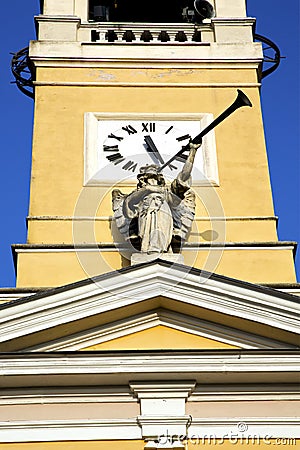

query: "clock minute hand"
(144, 135), (165, 165)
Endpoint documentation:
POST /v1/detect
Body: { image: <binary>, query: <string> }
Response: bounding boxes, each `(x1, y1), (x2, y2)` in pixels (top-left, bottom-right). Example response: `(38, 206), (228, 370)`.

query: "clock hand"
(144, 135), (165, 165)
(158, 139), (202, 173)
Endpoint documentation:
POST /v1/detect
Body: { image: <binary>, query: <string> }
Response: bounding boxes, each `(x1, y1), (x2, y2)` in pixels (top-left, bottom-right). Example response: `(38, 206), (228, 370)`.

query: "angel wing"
(111, 189), (131, 239)
(171, 189), (196, 241)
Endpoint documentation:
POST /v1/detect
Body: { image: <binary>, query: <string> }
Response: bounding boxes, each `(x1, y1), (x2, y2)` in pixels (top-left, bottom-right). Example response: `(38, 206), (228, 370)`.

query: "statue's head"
(138, 165), (160, 176)
(137, 165), (166, 187)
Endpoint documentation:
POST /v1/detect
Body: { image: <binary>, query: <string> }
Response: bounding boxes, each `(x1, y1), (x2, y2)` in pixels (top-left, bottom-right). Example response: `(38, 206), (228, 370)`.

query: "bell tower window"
(88, 0), (214, 23)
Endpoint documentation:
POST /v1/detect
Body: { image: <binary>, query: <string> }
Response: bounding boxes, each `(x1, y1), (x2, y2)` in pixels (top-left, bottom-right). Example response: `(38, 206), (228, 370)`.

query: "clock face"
(97, 119), (205, 184)
(84, 113), (219, 186)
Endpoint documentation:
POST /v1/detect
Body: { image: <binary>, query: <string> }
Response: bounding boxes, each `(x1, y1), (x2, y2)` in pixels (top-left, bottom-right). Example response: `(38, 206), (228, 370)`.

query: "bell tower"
(1, 3), (299, 449)
(12, 0), (297, 288)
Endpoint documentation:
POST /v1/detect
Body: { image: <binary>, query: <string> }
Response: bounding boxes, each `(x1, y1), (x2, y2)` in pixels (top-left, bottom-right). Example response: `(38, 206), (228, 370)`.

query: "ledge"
(0, 350), (299, 387)
(11, 241), (298, 250)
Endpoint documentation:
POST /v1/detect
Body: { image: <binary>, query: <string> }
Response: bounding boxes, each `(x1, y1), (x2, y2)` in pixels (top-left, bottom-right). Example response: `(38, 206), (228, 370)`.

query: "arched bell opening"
(88, 0), (215, 23)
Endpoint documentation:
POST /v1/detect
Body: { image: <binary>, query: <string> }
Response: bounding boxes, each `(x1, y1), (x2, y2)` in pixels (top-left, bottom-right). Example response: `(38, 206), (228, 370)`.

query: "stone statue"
(112, 142), (201, 255)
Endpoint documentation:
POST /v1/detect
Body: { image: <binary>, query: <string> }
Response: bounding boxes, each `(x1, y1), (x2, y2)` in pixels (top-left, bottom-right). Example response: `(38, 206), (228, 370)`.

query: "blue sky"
(0, 0), (299, 287)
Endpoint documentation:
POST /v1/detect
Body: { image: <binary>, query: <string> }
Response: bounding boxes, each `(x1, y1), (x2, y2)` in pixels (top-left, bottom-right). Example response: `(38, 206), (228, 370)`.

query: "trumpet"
(158, 89), (252, 172)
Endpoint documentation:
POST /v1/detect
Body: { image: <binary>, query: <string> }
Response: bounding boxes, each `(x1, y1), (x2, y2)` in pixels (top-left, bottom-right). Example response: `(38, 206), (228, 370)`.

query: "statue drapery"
(112, 143), (200, 254)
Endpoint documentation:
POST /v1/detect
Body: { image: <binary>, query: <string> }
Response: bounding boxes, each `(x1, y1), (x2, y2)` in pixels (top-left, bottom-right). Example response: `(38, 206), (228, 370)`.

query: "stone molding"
(137, 415), (192, 439)
(1, 351), (300, 387)
(22, 309), (295, 352)
(130, 381), (195, 437)
(0, 262), (299, 350)
(1, 384), (299, 405)
(29, 40), (263, 67)
(0, 417), (298, 443)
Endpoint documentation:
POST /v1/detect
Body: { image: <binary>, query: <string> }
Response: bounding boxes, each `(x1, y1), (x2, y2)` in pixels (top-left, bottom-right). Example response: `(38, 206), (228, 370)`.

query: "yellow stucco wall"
(82, 325), (238, 350)
(27, 218), (278, 244)
(29, 82), (272, 218)
(36, 67), (258, 84)
(16, 247), (296, 288)
(29, 66), (272, 221)
(15, 63), (296, 287)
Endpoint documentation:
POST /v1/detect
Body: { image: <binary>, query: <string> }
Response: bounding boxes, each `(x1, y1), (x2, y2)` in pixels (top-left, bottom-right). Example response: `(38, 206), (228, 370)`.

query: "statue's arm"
(122, 188), (148, 218)
(123, 186), (166, 218)
(179, 141), (202, 183)
(122, 193), (137, 219)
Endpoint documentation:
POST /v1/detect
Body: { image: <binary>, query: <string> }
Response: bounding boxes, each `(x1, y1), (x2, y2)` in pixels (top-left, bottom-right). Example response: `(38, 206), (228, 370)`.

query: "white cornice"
(189, 417), (300, 438)
(137, 415), (192, 438)
(29, 40), (263, 67)
(36, 15), (81, 22)
(1, 383), (299, 405)
(0, 419), (140, 442)
(211, 18), (256, 26)
(12, 245), (296, 253)
(2, 352), (299, 374)
(0, 387), (135, 404)
(0, 262), (299, 350)
(190, 384), (300, 401)
(1, 382), (299, 406)
(33, 81), (261, 88)
(1, 352), (299, 388)
(0, 417), (299, 443)
(30, 60), (262, 70)
(130, 381), (196, 399)
(27, 215), (278, 221)
(24, 309), (295, 352)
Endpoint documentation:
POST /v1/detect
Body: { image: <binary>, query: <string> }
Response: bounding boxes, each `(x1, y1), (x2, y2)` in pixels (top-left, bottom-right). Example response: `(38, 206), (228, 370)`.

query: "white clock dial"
(84, 113), (219, 186)
(97, 119), (205, 184)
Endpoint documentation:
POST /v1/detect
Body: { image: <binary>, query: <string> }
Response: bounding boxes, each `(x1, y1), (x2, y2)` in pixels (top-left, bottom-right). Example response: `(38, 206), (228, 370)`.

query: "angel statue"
(112, 141), (201, 255)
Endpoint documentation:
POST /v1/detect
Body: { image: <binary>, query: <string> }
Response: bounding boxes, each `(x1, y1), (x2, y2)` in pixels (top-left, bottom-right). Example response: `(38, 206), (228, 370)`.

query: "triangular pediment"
(81, 324), (238, 351)
(0, 260), (299, 352)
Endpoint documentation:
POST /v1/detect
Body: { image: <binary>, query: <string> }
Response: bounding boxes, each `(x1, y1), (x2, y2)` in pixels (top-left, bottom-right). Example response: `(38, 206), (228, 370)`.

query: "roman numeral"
(142, 122), (156, 133)
(167, 163), (178, 171)
(108, 133), (123, 141)
(122, 160), (138, 172)
(106, 153), (125, 164)
(176, 134), (191, 142)
(165, 126), (173, 134)
(122, 125), (137, 135)
(103, 145), (119, 152)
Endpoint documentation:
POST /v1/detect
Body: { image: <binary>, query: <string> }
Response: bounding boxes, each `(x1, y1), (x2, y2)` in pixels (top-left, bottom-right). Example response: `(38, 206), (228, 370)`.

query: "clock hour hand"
(144, 135), (165, 165)
(158, 139), (202, 173)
